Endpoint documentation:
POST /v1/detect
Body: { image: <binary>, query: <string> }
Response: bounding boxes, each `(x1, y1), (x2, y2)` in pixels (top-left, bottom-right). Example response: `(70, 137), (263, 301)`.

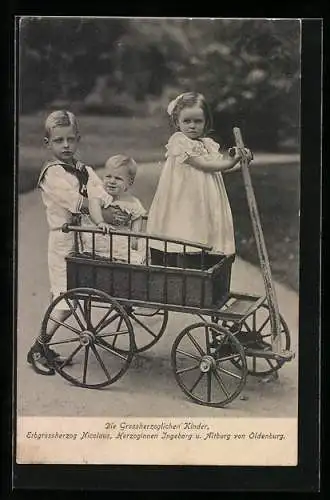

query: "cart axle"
(199, 355), (216, 373)
(245, 348), (295, 362)
(80, 330), (95, 346)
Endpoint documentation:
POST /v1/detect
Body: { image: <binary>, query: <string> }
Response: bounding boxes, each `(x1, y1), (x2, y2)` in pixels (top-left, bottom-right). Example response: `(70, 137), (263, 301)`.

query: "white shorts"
(48, 230), (74, 310)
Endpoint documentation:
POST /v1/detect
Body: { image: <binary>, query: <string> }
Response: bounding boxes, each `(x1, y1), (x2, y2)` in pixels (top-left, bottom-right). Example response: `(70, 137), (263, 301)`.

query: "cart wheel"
(171, 322), (247, 407)
(41, 287), (135, 388)
(227, 304), (291, 376)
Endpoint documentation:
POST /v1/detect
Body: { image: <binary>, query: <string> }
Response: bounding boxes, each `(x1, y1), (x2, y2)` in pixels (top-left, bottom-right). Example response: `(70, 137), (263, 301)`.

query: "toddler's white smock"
(81, 191), (147, 265)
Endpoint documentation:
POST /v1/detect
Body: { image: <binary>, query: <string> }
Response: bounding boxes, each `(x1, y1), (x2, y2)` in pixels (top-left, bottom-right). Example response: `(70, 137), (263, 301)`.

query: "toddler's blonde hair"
(104, 155), (137, 186)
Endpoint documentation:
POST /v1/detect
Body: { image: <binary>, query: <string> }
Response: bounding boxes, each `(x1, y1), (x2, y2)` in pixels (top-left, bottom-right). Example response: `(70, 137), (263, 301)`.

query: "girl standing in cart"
(147, 92), (252, 269)
(26, 110), (130, 375)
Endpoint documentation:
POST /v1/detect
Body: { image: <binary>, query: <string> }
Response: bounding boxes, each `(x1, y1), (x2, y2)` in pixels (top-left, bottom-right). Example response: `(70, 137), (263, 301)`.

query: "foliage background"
(18, 18), (301, 291)
(19, 17), (300, 151)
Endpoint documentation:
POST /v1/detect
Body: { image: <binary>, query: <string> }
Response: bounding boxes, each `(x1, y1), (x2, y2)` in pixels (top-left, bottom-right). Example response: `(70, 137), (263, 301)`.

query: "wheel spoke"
(217, 366), (243, 380)
(207, 371), (212, 402)
(116, 316), (124, 332)
(82, 345), (90, 384)
(205, 325), (211, 355)
(129, 314), (157, 339)
(259, 333), (272, 339)
(56, 344), (83, 369)
(189, 371), (205, 393)
(176, 364), (200, 375)
(96, 329), (129, 339)
(110, 316), (124, 348)
(76, 298), (88, 325)
(94, 306), (116, 332)
(84, 296), (92, 329)
(64, 297), (85, 330)
(96, 311), (122, 333)
(252, 312), (256, 333)
(242, 321), (252, 333)
(257, 315), (270, 334)
(187, 332), (205, 356)
(49, 317), (81, 335)
(266, 358), (277, 369)
(95, 339), (129, 361)
(176, 348), (201, 361)
(213, 369), (230, 398)
(90, 344), (112, 381)
(48, 337), (80, 346)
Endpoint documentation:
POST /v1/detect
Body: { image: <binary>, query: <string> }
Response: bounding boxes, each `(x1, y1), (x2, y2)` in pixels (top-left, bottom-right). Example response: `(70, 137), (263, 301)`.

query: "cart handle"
(62, 223), (213, 252)
(233, 126), (282, 354)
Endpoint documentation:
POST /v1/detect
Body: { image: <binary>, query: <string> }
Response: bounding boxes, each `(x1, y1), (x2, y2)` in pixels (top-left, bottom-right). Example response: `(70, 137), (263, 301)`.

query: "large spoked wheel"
(112, 307), (168, 354)
(226, 304), (291, 376)
(171, 322), (247, 408)
(41, 287), (135, 388)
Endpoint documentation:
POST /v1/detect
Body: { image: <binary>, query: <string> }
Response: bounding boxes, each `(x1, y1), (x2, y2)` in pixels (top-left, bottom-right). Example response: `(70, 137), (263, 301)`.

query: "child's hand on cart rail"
(226, 147), (253, 173)
(228, 146), (253, 162)
(97, 222), (114, 234)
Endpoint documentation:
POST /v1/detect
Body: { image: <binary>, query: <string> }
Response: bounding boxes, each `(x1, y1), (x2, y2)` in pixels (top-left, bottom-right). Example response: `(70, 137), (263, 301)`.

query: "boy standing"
(27, 110), (128, 374)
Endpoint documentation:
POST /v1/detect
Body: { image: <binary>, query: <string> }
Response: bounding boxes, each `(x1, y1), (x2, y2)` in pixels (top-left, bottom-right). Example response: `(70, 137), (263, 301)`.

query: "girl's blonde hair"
(167, 92), (213, 135)
(104, 155), (138, 186)
(44, 110), (79, 138)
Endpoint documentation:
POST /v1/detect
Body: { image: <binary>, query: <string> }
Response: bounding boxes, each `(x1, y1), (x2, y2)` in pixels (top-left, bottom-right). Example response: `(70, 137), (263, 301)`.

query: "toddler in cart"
(81, 154), (147, 264)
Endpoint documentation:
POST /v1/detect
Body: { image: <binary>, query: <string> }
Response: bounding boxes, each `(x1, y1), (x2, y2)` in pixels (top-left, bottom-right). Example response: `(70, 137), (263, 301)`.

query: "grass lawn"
(18, 114), (300, 292)
(224, 165), (299, 292)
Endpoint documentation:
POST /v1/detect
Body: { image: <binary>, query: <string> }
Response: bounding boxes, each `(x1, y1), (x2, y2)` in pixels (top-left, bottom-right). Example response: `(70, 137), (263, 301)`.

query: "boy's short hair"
(44, 110), (79, 138)
(104, 155), (138, 185)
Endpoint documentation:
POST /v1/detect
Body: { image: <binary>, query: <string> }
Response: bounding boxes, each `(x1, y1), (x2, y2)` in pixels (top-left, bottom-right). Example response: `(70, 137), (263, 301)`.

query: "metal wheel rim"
(41, 287), (135, 388)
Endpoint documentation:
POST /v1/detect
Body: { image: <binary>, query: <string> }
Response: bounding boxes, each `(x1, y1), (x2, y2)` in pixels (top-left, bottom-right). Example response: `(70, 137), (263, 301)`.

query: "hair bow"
(167, 93), (186, 116)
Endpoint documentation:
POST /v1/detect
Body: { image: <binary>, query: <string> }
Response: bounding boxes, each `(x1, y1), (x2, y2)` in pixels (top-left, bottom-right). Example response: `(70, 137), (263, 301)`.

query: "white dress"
(81, 192), (147, 265)
(147, 132), (235, 255)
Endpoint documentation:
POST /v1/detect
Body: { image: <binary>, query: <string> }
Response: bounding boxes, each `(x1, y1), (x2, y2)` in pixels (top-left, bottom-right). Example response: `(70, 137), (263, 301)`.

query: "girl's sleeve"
(41, 166), (84, 213)
(166, 132), (203, 163)
(130, 198), (147, 221)
(203, 137), (222, 154)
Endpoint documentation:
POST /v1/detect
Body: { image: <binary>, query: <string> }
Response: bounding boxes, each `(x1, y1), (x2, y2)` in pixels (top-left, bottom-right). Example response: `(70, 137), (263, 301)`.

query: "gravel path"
(16, 189), (299, 418)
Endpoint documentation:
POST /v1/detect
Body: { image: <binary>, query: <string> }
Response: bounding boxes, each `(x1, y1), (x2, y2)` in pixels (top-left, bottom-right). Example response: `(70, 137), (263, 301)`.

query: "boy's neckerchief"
(38, 158), (89, 197)
(65, 159), (89, 197)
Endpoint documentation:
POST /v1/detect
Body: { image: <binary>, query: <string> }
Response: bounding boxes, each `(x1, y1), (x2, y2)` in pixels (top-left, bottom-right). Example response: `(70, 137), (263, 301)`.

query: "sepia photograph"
(15, 16), (303, 468)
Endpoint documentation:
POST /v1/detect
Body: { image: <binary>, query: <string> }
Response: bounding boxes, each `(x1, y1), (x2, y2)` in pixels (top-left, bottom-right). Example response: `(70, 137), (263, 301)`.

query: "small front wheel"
(171, 322), (247, 407)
